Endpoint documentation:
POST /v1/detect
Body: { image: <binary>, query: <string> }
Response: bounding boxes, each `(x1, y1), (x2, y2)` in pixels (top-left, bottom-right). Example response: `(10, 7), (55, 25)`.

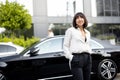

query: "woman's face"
(76, 16), (84, 27)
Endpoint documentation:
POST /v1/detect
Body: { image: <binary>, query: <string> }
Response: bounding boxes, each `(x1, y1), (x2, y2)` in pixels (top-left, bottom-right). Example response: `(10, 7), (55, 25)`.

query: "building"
(33, 0), (120, 38)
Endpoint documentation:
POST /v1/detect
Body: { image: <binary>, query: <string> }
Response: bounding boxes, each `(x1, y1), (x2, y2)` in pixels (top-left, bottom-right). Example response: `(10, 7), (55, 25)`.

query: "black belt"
(72, 52), (90, 55)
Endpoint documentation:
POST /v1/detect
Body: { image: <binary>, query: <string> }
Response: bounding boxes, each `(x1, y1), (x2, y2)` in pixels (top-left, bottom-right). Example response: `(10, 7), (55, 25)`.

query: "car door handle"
(32, 60), (46, 66)
(93, 50), (101, 53)
(54, 53), (63, 57)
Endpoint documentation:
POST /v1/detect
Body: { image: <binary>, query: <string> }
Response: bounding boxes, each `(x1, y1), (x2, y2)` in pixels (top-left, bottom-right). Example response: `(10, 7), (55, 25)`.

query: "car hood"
(104, 47), (120, 53)
(0, 54), (21, 62)
(92, 46), (120, 57)
(93, 37), (120, 52)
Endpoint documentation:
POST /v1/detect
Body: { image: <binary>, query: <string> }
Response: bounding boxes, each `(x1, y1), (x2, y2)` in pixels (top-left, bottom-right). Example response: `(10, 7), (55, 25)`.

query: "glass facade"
(88, 24), (120, 45)
(96, 0), (119, 16)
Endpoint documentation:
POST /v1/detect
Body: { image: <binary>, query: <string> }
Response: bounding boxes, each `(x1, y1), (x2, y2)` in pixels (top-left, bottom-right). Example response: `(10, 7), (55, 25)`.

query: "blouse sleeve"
(63, 28), (73, 60)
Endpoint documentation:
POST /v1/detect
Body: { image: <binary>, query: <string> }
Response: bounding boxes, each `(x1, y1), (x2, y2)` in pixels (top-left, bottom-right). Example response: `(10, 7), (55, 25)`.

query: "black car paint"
(0, 51), (71, 80)
(0, 36), (120, 80)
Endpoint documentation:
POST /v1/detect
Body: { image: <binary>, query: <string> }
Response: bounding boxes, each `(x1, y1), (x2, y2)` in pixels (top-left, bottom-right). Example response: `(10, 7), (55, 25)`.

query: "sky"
(47, 0), (83, 16)
(0, 0), (33, 15)
(0, 0), (85, 16)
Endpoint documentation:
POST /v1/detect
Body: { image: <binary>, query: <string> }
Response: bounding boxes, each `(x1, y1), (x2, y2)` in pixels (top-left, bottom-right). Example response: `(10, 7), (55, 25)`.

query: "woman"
(48, 29), (54, 37)
(63, 12), (92, 80)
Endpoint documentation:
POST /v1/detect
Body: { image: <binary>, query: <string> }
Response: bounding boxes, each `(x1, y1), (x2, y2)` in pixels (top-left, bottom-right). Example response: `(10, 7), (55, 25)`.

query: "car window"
(0, 45), (16, 52)
(37, 38), (63, 54)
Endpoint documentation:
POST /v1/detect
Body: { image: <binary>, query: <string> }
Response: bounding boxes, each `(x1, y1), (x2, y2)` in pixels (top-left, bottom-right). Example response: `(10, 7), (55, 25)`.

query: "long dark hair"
(72, 12), (88, 29)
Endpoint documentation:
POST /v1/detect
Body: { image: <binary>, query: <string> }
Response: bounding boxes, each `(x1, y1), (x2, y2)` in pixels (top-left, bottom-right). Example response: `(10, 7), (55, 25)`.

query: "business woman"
(63, 12), (92, 80)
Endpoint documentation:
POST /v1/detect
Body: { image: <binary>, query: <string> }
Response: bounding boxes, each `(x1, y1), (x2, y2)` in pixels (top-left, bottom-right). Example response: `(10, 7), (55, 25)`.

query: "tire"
(98, 59), (117, 80)
(0, 72), (6, 80)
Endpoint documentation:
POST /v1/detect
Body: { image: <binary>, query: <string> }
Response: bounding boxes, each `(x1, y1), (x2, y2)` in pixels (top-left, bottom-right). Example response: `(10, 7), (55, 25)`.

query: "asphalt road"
(114, 73), (120, 80)
(91, 73), (120, 80)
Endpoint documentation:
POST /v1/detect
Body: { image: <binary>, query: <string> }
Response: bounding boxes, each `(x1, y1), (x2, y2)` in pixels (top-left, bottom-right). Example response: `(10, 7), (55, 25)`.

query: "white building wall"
(33, 0), (48, 38)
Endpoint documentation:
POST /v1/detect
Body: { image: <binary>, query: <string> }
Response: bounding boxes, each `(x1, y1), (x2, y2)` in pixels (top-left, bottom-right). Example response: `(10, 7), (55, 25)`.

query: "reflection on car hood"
(0, 54), (20, 62)
(104, 47), (120, 53)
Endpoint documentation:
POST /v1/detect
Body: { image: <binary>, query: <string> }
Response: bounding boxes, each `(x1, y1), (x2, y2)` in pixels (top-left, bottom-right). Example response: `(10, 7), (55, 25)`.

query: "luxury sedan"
(0, 36), (120, 80)
(0, 42), (24, 57)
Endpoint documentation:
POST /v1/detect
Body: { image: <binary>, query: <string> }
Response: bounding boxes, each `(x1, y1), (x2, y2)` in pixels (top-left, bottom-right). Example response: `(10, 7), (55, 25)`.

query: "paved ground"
(114, 73), (120, 80)
(91, 73), (120, 80)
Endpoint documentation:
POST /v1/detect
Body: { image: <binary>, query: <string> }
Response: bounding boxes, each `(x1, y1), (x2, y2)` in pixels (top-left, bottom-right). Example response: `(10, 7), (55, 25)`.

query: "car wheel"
(0, 72), (6, 80)
(98, 59), (117, 80)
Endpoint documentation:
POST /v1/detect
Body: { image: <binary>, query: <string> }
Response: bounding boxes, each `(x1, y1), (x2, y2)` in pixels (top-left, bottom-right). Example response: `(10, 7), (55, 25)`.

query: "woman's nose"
(78, 17), (83, 20)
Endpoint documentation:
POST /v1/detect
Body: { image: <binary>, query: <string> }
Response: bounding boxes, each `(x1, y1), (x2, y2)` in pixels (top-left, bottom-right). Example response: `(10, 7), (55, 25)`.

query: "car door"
(10, 37), (71, 79)
(32, 37), (71, 79)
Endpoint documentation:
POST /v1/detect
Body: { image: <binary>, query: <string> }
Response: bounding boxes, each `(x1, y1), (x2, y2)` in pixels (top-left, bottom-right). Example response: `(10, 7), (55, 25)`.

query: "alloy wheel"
(0, 73), (6, 80)
(98, 59), (117, 80)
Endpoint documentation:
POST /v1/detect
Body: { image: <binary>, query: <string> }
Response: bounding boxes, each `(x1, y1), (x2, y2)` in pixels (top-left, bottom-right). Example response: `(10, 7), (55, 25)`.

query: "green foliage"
(89, 24), (120, 40)
(96, 34), (115, 40)
(0, 0), (32, 35)
(52, 23), (71, 35)
(0, 0), (37, 48)
(0, 35), (40, 48)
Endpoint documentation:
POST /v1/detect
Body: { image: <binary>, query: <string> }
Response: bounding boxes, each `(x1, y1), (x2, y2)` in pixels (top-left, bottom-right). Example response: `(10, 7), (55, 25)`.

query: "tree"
(0, 0), (32, 37)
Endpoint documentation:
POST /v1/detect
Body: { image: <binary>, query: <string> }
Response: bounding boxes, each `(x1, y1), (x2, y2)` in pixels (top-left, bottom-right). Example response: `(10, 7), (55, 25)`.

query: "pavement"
(91, 73), (120, 80)
(115, 73), (120, 80)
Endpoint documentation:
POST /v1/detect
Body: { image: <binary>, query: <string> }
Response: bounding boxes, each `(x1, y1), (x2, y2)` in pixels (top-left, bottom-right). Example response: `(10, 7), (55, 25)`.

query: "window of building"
(96, 0), (120, 16)
(96, 0), (104, 16)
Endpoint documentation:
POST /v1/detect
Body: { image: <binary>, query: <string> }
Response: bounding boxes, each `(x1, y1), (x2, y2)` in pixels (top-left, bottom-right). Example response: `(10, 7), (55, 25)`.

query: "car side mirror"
(30, 47), (40, 56)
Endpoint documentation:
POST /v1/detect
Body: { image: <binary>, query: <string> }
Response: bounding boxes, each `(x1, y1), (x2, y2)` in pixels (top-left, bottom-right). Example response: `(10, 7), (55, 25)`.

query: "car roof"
(53, 36), (118, 48)
(92, 37), (120, 49)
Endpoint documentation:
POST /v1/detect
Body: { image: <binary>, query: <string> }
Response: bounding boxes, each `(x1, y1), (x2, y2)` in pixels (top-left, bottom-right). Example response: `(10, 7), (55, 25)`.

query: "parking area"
(114, 73), (120, 80)
(91, 73), (120, 80)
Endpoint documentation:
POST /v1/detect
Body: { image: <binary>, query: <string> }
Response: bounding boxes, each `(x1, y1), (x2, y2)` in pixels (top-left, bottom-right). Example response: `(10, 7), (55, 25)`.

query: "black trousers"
(71, 52), (92, 80)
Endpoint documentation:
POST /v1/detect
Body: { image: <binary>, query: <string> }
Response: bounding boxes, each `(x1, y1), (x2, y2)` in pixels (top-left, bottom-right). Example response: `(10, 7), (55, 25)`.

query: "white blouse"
(63, 27), (92, 60)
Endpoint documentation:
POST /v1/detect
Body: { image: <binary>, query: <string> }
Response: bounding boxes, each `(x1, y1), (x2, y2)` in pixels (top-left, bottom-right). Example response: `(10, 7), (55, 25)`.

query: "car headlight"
(0, 62), (7, 67)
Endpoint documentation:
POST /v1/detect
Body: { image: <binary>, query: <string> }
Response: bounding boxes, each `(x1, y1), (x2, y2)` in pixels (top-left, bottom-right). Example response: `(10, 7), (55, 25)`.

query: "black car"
(0, 36), (120, 80)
